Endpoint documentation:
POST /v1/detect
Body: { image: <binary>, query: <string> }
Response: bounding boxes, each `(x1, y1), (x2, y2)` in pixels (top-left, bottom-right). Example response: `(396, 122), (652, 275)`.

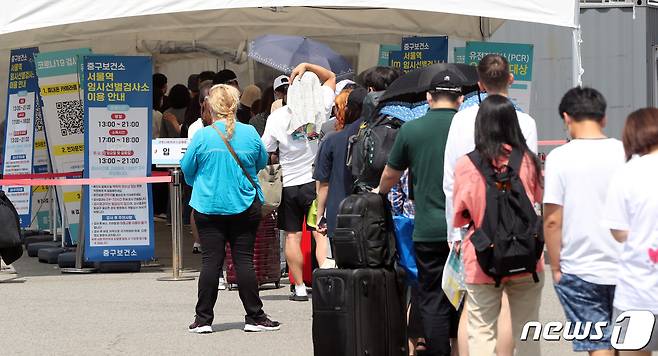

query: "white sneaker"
(188, 322), (213, 334)
(218, 277), (227, 291)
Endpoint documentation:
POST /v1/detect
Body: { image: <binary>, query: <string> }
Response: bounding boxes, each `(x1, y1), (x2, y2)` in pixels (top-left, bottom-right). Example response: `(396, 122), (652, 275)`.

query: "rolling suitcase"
(226, 213), (281, 289)
(312, 267), (407, 356)
(288, 220), (316, 289)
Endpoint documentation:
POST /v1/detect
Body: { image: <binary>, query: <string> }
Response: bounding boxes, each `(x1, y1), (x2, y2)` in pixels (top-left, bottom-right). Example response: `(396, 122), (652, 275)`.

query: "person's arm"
(543, 204), (563, 283)
(290, 62), (336, 92)
(312, 139), (333, 235)
(315, 182), (329, 235)
(376, 165), (403, 195)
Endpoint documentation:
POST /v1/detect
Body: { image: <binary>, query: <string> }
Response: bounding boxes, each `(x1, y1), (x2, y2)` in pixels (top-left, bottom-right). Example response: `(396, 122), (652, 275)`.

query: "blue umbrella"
(248, 35), (353, 78)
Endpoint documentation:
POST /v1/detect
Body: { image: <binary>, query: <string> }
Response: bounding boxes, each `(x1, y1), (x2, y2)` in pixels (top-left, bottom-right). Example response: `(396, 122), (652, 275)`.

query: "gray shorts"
(613, 308), (658, 351)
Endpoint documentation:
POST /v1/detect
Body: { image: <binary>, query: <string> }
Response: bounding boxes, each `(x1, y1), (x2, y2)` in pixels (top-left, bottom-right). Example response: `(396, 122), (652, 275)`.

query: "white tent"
(0, 1), (581, 116)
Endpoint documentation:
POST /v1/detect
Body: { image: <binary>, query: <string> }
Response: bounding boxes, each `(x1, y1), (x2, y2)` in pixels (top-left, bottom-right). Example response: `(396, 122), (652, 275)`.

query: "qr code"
(34, 103), (44, 133)
(56, 100), (84, 137)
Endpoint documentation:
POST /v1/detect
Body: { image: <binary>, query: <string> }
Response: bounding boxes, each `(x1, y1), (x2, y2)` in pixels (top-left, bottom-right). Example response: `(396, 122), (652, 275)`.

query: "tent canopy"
(0, 1), (578, 51)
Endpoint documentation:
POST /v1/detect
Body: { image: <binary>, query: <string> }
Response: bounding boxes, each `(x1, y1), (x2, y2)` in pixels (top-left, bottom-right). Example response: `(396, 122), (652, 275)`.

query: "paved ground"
(0, 222), (578, 355)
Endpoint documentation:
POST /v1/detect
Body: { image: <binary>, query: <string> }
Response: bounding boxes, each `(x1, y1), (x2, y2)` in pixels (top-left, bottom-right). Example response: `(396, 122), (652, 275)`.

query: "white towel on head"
(286, 72), (327, 135)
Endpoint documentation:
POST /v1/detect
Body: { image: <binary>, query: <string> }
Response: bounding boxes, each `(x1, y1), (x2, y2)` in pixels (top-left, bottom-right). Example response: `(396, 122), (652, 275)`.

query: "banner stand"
(157, 168), (194, 282)
(61, 191), (96, 274)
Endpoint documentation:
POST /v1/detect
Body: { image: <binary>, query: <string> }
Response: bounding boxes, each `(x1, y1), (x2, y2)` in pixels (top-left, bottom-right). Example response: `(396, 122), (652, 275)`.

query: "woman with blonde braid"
(181, 84), (280, 334)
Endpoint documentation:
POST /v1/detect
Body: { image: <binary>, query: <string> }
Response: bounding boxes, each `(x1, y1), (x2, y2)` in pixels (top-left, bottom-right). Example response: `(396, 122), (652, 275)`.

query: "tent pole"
(572, 1), (583, 86)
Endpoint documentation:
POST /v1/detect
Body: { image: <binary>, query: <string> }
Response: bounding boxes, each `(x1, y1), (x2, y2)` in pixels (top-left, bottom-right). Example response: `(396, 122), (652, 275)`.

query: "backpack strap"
(507, 148), (524, 177)
(466, 150), (497, 185)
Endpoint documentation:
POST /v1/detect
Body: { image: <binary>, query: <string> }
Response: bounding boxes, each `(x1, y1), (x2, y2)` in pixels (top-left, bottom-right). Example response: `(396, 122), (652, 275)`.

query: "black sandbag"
(94, 261), (141, 273)
(24, 234), (58, 248)
(27, 241), (61, 257)
(38, 247), (68, 264)
(57, 251), (94, 269)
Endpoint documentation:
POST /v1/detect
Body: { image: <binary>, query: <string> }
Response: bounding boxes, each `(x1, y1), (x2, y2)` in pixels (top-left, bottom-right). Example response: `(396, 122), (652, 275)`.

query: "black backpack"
(0, 190), (24, 265)
(466, 149), (544, 287)
(333, 192), (397, 269)
(348, 113), (404, 189)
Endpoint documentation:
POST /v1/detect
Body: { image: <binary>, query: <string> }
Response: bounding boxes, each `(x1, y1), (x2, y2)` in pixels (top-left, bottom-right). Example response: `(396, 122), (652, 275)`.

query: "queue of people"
(158, 55), (657, 356)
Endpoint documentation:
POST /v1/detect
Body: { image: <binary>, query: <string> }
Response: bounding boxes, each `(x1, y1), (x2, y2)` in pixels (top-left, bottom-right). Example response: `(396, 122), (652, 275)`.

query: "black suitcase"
(312, 268), (407, 356)
(333, 192), (396, 268)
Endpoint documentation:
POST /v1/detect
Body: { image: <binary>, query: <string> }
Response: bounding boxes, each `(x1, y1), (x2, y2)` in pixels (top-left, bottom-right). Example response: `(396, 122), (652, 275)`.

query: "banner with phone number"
(83, 55), (153, 262)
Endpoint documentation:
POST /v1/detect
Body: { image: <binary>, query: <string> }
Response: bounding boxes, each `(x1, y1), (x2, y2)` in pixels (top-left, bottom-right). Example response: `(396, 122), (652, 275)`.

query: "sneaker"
(188, 321), (213, 334)
(288, 293), (309, 302)
(244, 317), (281, 332)
(192, 243), (201, 254)
(218, 277), (227, 291)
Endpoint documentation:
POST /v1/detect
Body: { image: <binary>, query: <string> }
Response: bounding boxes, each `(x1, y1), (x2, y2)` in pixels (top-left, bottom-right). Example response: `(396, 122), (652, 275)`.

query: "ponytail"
(207, 84), (240, 139)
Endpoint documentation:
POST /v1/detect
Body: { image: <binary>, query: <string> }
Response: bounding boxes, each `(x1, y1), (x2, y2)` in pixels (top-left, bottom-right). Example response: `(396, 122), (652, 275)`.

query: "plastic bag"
(392, 215), (417, 281)
(441, 246), (466, 309)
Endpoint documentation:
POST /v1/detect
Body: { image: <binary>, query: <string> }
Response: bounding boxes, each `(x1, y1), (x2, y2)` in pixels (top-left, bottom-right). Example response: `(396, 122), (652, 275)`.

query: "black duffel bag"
(0, 190), (24, 265)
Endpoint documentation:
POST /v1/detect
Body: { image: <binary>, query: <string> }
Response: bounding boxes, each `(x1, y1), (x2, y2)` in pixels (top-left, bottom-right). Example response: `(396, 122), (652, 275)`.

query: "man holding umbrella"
(375, 64), (475, 356)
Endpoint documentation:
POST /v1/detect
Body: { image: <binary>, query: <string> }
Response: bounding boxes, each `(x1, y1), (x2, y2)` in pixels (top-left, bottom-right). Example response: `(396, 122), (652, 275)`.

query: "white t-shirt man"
(187, 118), (204, 140)
(543, 139), (625, 285)
(443, 104), (538, 242)
(603, 153), (658, 314)
(261, 86), (335, 187)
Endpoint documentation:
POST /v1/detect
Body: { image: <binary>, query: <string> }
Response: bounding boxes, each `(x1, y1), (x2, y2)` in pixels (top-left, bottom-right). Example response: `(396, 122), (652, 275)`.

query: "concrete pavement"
(0, 222), (578, 355)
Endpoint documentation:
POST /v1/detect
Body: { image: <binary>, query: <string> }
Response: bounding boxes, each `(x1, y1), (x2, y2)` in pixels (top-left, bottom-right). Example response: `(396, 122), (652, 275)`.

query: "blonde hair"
(207, 84), (240, 139)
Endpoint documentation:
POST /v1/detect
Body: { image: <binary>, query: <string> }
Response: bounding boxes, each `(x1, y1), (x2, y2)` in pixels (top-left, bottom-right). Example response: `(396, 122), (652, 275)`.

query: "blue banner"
(2, 47), (41, 227)
(399, 36), (448, 73)
(83, 55), (153, 262)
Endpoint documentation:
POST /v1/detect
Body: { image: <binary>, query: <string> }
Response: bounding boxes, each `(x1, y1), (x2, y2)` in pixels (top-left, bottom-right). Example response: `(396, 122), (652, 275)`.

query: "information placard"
(2, 47), (40, 227)
(34, 48), (91, 244)
(465, 41), (534, 112)
(83, 55), (153, 262)
(152, 138), (188, 166)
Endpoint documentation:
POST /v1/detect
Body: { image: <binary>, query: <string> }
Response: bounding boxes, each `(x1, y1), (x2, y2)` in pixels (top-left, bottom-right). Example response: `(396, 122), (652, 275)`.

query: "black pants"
(194, 200), (266, 325)
(414, 242), (459, 356)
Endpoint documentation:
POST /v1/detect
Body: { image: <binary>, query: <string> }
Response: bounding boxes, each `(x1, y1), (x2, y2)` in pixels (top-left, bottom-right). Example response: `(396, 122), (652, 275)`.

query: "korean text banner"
(465, 41), (534, 112)
(398, 36), (448, 73)
(2, 47), (40, 227)
(83, 55), (153, 262)
(34, 48), (91, 244)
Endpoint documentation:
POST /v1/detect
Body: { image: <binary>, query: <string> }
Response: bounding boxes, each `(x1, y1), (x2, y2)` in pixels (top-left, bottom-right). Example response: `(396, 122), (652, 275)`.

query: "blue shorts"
(554, 273), (616, 352)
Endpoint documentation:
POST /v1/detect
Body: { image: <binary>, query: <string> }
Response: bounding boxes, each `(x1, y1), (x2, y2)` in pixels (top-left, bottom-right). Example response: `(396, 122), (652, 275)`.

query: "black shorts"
(278, 181), (316, 232)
